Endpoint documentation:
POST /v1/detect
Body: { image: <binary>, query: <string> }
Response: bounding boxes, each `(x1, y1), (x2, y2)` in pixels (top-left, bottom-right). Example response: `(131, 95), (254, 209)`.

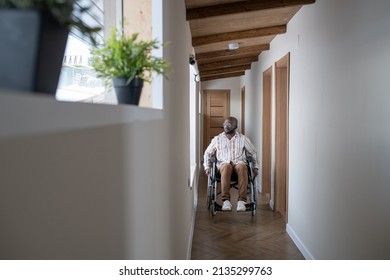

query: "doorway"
(262, 67), (272, 197)
(274, 53), (290, 222)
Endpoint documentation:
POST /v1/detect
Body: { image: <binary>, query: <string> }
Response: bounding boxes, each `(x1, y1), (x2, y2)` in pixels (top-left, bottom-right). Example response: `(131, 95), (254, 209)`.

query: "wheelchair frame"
(206, 157), (258, 216)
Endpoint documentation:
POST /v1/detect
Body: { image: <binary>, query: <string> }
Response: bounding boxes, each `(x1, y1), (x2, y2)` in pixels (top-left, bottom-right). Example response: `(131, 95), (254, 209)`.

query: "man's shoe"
(237, 200), (246, 212)
(222, 200), (232, 211)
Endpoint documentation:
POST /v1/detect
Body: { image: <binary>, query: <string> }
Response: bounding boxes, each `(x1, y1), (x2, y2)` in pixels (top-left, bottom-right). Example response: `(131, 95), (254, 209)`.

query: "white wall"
(244, 0), (390, 259)
(240, 68), (262, 152)
(0, 0), (194, 260)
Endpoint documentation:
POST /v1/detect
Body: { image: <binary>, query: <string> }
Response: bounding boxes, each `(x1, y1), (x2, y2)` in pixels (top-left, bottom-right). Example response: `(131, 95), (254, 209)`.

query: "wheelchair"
(206, 156), (258, 216)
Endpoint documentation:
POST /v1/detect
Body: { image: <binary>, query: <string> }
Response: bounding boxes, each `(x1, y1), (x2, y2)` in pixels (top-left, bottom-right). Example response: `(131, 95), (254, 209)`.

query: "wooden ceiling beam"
(195, 44), (269, 62)
(186, 0), (316, 20)
(192, 25), (286, 46)
(201, 72), (245, 82)
(197, 52), (262, 64)
(198, 56), (258, 71)
(201, 64), (251, 77)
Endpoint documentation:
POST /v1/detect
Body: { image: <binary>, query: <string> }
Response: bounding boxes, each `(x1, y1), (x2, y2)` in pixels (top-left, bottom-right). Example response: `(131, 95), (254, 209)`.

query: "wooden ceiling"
(185, 0), (316, 82)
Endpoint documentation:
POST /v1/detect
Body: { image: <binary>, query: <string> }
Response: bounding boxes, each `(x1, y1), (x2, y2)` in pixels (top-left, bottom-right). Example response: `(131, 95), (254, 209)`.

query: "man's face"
(223, 119), (236, 134)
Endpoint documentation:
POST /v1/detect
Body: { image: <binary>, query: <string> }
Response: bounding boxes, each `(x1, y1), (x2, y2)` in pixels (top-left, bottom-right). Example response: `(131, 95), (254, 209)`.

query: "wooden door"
(203, 89), (230, 151)
(275, 53), (290, 222)
(262, 67), (272, 195)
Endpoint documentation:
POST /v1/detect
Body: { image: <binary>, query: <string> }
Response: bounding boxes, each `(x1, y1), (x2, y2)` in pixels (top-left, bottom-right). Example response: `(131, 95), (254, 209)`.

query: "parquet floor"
(190, 173), (305, 260)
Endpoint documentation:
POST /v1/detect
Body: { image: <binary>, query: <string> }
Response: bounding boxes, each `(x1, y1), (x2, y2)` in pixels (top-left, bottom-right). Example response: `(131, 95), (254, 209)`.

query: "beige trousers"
(219, 162), (248, 202)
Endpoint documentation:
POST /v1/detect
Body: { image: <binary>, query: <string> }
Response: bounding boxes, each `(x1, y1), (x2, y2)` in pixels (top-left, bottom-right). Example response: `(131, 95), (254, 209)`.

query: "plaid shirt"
(204, 131), (259, 171)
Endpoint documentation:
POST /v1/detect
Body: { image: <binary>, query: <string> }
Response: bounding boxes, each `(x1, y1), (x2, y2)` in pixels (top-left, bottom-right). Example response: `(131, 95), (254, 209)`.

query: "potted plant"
(90, 27), (170, 105)
(0, 0), (100, 95)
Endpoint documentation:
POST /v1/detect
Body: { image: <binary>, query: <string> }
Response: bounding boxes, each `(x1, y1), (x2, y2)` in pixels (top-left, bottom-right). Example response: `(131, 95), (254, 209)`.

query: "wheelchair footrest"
(245, 202), (255, 211)
(213, 202), (222, 211)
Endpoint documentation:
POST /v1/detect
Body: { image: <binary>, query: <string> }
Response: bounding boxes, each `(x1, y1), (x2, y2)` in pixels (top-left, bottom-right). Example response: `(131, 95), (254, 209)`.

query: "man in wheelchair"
(204, 117), (259, 212)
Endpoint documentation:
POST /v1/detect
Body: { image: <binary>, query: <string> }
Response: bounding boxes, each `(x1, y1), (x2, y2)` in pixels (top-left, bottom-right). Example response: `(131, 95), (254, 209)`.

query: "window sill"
(0, 90), (163, 139)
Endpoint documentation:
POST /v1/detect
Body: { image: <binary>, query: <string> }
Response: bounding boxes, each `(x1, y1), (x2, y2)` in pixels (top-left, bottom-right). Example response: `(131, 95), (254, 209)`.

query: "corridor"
(191, 173), (304, 260)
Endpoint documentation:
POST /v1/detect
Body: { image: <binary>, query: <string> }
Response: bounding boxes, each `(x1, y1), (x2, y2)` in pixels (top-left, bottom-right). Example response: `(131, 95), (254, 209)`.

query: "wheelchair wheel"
(206, 185), (212, 209)
(251, 204), (256, 216)
(253, 187), (258, 216)
(210, 200), (217, 216)
(248, 182), (257, 216)
(210, 182), (218, 216)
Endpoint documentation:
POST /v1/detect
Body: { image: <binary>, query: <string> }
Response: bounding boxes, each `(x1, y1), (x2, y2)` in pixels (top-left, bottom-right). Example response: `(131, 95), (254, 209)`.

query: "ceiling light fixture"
(228, 42), (239, 50)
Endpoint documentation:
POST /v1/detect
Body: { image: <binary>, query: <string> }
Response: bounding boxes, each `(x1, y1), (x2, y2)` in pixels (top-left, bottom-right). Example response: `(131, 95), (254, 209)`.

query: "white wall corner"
(286, 224), (314, 260)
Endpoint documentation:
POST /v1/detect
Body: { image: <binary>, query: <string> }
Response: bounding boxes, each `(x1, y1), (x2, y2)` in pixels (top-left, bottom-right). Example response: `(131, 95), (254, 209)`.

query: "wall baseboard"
(187, 203), (196, 260)
(286, 224), (315, 260)
(269, 199), (274, 210)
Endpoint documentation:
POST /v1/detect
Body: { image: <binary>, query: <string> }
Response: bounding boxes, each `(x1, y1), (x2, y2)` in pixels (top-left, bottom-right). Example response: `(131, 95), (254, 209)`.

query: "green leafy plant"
(90, 27), (171, 85)
(0, 0), (101, 44)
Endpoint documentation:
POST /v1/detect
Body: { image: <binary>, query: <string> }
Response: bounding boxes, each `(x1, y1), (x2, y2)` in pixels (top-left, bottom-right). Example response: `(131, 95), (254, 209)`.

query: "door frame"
(241, 86), (245, 134)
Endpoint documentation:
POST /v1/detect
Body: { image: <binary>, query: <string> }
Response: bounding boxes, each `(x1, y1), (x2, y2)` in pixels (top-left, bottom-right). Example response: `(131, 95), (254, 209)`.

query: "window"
(189, 57), (200, 194)
(56, 0), (113, 103)
(56, 0), (164, 109)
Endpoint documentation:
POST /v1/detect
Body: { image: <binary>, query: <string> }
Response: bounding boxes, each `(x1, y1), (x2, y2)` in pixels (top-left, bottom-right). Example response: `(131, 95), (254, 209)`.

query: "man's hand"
(253, 168), (259, 176)
(205, 168), (211, 176)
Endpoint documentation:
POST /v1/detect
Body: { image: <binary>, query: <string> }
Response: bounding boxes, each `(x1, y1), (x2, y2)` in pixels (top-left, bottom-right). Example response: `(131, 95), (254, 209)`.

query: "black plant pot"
(113, 77), (144, 105)
(0, 10), (69, 95)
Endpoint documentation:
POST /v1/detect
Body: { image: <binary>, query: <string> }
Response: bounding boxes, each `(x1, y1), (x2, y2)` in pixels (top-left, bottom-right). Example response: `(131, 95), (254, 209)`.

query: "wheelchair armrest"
(205, 156), (217, 173)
